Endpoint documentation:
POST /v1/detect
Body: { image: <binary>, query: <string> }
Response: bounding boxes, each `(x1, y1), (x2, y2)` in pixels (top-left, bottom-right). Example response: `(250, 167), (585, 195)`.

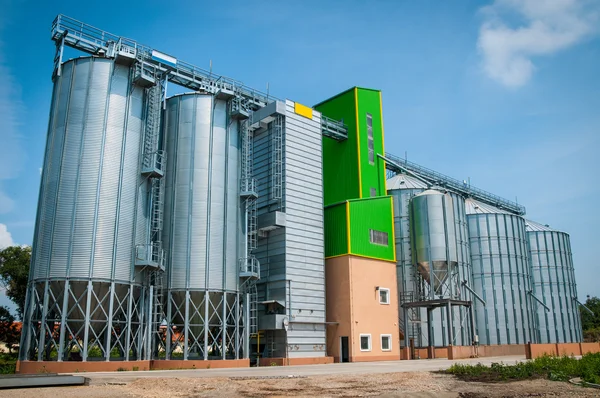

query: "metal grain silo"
(466, 199), (534, 345)
(20, 56), (148, 362)
(526, 220), (582, 343)
(162, 93), (242, 360)
(388, 175), (472, 348)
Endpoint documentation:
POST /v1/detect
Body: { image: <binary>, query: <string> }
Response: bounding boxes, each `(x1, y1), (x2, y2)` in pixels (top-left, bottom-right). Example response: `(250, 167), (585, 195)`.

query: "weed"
(116, 367), (127, 372)
(132, 366), (139, 371)
(446, 353), (600, 385)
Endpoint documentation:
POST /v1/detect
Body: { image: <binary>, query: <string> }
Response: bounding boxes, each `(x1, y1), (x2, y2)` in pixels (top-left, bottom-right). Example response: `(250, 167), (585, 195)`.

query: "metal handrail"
(384, 151), (526, 215)
(52, 14), (277, 109)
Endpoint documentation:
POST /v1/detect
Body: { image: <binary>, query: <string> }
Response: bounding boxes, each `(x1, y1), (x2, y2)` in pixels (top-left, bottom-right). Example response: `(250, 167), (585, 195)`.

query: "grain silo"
(20, 56), (152, 362)
(388, 174), (473, 349)
(526, 220), (582, 343)
(162, 93), (243, 360)
(466, 199), (534, 345)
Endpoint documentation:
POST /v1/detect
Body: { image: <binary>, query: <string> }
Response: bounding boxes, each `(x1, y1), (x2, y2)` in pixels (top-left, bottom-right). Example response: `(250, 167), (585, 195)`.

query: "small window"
(369, 229), (388, 246)
(381, 334), (392, 351)
(360, 334), (371, 351)
(370, 187), (377, 197)
(366, 113), (374, 164)
(379, 288), (390, 304)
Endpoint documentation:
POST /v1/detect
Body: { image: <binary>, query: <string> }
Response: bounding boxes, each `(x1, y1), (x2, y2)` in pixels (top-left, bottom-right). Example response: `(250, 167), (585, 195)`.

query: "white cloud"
(477, 0), (600, 87)
(0, 223), (14, 249)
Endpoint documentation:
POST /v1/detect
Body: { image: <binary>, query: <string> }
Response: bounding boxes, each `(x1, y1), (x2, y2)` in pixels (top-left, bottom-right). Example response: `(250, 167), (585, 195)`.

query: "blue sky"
(0, 0), (599, 311)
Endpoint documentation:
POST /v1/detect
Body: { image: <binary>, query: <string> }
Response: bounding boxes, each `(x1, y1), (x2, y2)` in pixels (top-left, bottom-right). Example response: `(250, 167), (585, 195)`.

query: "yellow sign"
(294, 102), (313, 119)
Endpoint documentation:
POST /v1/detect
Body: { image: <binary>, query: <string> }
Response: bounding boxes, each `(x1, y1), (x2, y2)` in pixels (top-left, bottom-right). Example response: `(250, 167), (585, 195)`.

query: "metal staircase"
(236, 109), (260, 339)
(400, 291), (424, 348)
(239, 119), (259, 279)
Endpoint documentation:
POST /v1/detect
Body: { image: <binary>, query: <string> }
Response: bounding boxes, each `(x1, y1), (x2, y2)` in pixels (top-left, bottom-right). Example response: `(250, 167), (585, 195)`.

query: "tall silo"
(20, 57), (150, 362)
(388, 175), (473, 348)
(162, 93), (242, 360)
(526, 220), (582, 343)
(466, 199), (534, 345)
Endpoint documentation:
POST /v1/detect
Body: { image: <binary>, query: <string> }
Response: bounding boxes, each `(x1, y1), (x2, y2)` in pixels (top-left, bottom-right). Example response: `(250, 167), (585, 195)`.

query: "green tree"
(0, 246), (31, 320)
(580, 296), (600, 342)
(0, 306), (20, 354)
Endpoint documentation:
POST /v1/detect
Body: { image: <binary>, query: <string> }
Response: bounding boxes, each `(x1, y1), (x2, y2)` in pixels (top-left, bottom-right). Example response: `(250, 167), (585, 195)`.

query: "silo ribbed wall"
(528, 229), (582, 343)
(467, 211), (533, 345)
(162, 93), (241, 359)
(22, 57), (147, 362)
(389, 177), (472, 347)
(32, 57), (146, 283)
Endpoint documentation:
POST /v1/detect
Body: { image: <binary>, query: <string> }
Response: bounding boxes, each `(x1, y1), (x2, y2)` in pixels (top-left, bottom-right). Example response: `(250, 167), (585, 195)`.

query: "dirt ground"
(1, 372), (598, 397)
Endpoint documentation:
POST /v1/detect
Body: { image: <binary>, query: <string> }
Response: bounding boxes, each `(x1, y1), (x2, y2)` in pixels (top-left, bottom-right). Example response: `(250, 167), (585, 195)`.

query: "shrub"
(446, 353), (600, 385)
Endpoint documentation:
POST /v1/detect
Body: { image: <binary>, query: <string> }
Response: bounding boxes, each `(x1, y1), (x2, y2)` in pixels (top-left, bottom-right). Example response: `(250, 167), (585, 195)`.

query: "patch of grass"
(0, 352), (17, 374)
(446, 353), (600, 384)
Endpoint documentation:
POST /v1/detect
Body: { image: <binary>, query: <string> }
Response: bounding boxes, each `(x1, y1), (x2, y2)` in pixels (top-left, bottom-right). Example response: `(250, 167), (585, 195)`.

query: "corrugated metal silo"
(21, 56), (148, 362)
(466, 198), (534, 345)
(162, 93), (242, 360)
(526, 220), (582, 343)
(388, 175), (472, 348)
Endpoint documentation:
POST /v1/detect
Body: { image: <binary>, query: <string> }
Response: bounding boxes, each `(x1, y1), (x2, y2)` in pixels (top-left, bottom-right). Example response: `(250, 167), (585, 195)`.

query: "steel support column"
(105, 282), (115, 361)
(57, 280), (70, 361)
(82, 280), (93, 361)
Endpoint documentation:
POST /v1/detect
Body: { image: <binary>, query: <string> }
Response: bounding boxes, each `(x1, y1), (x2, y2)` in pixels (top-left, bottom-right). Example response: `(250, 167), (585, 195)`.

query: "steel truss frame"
(164, 291), (244, 360)
(20, 280), (144, 362)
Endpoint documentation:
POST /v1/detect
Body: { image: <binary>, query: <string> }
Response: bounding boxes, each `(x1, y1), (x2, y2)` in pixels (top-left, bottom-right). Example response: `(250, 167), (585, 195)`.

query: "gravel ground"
(1, 372), (598, 397)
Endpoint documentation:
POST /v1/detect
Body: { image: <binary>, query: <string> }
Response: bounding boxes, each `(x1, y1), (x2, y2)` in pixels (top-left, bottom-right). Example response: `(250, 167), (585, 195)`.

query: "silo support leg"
(469, 304), (476, 346)
(446, 302), (454, 347)
(403, 305), (410, 360)
(427, 308), (434, 359)
(57, 280), (70, 361)
(105, 282), (115, 362)
(244, 293), (250, 359)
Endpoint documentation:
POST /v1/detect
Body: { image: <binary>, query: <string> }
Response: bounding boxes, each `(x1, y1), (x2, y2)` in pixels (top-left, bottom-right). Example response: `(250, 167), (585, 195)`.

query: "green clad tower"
(315, 87), (395, 262)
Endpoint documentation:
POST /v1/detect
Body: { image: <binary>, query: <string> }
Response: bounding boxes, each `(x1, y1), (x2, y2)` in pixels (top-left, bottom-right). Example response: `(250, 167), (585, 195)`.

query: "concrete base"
(400, 344), (527, 360)
(17, 358), (250, 374)
(526, 342), (600, 359)
(258, 357), (333, 366)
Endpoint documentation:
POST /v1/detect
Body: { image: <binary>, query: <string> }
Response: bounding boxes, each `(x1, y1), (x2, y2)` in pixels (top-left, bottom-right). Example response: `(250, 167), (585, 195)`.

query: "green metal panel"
(324, 202), (348, 258)
(315, 87), (387, 205)
(348, 197), (395, 262)
(356, 88), (387, 198)
(315, 88), (360, 206)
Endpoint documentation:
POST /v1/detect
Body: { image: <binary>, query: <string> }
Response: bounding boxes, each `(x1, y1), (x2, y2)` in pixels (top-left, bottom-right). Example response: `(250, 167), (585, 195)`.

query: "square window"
(360, 334), (371, 351)
(370, 187), (377, 197)
(381, 334), (392, 351)
(369, 229), (389, 246)
(379, 288), (390, 304)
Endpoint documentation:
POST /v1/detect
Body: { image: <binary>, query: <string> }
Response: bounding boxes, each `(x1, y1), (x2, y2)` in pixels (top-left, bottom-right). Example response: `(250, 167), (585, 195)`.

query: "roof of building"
(386, 174), (428, 190)
(313, 86), (381, 108)
(525, 219), (556, 232)
(465, 198), (512, 215)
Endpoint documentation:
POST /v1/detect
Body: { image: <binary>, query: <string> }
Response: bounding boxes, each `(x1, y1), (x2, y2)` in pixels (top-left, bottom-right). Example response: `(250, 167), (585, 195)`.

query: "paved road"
(77, 355), (527, 385)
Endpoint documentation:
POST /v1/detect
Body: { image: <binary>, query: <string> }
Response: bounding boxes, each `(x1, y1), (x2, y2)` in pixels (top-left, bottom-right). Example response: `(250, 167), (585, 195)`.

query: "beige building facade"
(326, 255), (401, 362)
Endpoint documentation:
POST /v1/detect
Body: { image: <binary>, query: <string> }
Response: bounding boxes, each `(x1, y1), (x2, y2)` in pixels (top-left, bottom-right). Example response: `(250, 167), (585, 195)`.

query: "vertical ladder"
(248, 283), (258, 335)
(271, 114), (283, 203)
(151, 178), (164, 235)
(150, 269), (166, 358)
